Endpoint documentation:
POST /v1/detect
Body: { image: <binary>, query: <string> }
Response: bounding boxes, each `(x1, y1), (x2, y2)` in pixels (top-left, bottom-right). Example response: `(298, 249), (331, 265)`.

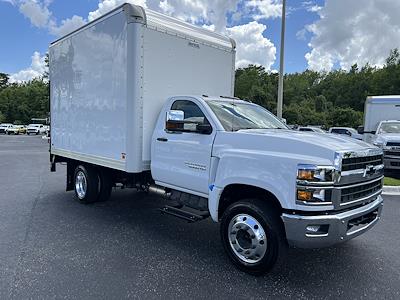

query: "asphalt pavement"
(0, 135), (399, 299)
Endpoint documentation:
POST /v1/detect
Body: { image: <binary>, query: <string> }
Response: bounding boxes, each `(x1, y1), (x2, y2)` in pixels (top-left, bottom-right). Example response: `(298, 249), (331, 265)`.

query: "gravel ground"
(0, 135), (399, 299)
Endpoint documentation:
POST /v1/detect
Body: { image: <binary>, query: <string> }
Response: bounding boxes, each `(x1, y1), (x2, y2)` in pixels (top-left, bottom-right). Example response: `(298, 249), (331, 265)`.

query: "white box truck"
(361, 96), (400, 171)
(50, 3), (384, 275)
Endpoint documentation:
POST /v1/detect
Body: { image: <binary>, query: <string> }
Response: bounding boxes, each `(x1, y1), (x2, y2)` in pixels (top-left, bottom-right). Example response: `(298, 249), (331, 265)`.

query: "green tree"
(0, 73), (8, 90)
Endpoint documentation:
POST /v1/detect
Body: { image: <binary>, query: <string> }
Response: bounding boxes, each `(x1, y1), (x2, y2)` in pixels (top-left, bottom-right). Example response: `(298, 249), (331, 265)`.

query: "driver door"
(151, 99), (215, 196)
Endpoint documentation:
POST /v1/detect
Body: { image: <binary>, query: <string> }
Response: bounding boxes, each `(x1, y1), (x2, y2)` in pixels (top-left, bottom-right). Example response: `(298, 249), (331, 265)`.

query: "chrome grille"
(384, 150), (400, 157)
(341, 155), (383, 171)
(340, 178), (382, 205)
(386, 142), (400, 147)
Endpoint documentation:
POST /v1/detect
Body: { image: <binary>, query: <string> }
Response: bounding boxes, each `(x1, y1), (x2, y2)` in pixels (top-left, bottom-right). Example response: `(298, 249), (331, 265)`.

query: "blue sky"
(0, 0), (398, 82)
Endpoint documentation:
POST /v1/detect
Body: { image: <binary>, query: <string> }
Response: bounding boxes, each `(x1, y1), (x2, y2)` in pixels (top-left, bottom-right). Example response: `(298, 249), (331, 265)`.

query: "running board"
(159, 205), (209, 223)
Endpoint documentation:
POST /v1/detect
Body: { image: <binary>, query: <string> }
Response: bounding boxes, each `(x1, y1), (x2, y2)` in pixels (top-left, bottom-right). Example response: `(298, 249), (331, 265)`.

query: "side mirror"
(357, 126), (364, 134)
(196, 123), (212, 134)
(166, 110), (185, 131)
(165, 110), (212, 134)
(166, 110), (184, 121)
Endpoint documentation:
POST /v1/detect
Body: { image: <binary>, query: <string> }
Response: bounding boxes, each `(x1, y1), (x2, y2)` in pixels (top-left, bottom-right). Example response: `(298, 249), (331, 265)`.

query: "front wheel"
(220, 199), (287, 275)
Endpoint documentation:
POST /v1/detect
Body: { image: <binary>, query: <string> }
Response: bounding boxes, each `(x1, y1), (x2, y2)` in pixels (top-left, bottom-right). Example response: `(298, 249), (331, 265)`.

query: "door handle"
(157, 137), (168, 142)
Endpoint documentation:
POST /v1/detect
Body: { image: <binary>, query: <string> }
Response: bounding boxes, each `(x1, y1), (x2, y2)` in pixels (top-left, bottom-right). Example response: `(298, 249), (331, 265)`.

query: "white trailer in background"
(362, 96), (400, 171)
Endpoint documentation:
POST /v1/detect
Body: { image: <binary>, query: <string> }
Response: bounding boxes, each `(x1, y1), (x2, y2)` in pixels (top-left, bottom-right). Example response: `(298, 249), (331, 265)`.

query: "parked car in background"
(329, 127), (363, 140)
(359, 96), (400, 172)
(0, 123), (13, 134)
(297, 126), (326, 133)
(26, 124), (46, 135)
(368, 120), (400, 171)
(5, 125), (26, 135)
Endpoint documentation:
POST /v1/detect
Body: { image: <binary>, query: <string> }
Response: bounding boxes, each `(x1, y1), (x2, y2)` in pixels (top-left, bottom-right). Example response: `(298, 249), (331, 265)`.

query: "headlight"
(297, 164), (335, 183)
(296, 164), (334, 205)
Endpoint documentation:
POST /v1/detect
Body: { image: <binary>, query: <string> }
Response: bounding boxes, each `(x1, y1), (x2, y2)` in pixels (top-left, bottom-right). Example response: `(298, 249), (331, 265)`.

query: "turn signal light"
(297, 170), (315, 180)
(297, 190), (313, 201)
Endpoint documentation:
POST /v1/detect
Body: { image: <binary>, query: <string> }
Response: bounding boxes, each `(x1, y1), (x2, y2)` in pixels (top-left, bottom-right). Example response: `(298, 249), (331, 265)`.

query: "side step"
(159, 205), (210, 223)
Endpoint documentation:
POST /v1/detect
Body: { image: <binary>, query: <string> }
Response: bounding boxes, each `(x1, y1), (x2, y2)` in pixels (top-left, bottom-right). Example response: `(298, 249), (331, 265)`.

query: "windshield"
(311, 127), (326, 133)
(206, 100), (287, 131)
(379, 122), (400, 134)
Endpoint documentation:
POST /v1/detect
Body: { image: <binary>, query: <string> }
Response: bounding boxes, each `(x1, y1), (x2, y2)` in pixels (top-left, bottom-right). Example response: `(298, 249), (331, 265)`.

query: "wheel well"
(218, 184), (283, 220)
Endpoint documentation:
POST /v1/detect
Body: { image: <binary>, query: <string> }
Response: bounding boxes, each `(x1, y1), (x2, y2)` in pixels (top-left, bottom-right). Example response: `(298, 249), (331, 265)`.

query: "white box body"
(50, 4), (235, 172)
(363, 95), (400, 143)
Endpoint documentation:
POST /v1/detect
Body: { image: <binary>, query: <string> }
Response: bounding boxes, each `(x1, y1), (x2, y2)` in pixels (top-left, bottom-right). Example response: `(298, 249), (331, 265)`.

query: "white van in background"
(360, 96), (400, 171)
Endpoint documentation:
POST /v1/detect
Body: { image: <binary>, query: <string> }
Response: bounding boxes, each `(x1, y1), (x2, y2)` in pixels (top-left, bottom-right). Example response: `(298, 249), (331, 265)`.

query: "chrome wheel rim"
(75, 171), (87, 199)
(228, 214), (267, 264)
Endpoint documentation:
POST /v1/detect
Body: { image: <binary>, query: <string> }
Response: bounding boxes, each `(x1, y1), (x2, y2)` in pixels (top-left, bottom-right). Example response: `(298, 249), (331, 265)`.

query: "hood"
(375, 133), (400, 143)
(214, 129), (378, 165)
(239, 129), (371, 151)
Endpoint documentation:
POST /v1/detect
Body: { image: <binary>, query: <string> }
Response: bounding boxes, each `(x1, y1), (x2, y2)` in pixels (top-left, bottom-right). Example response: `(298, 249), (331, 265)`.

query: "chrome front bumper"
(282, 195), (383, 248)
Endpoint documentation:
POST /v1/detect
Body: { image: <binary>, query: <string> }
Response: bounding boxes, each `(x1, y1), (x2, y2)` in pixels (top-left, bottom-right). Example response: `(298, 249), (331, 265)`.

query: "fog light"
(297, 190), (313, 201)
(306, 225), (321, 232)
(306, 224), (329, 235)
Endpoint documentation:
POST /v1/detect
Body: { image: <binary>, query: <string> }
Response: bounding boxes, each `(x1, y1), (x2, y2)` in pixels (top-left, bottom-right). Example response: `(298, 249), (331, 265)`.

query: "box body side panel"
(365, 97), (400, 131)
(50, 12), (128, 170)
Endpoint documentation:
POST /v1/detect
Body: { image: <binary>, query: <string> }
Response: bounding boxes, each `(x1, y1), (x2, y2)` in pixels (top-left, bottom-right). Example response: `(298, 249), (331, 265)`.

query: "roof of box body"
(50, 3), (235, 51)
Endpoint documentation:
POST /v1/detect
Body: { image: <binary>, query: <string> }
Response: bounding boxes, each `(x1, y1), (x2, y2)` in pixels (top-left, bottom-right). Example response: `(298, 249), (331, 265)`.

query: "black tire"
(35, 132), (39, 135)
(220, 198), (287, 276)
(73, 164), (100, 204)
(97, 168), (113, 202)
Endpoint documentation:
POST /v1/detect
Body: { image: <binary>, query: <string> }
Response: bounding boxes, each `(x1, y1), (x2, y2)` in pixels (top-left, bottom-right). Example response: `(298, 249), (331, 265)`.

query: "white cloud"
(202, 24), (215, 32)
(49, 15), (86, 37)
(9, 51), (47, 83)
(305, 0), (400, 71)
(307, 5), (322, 13)
(7, 0), (85, 37)
(246, 0), (282, 20)
(301, 1), (322, 13)
(19, 0), (51, 28)
(226, 21), (276, 70)
(159, 0), (174, 15)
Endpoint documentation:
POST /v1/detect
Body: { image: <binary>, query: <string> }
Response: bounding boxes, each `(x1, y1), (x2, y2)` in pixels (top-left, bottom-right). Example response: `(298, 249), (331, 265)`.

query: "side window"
(171, 100), (209, 125)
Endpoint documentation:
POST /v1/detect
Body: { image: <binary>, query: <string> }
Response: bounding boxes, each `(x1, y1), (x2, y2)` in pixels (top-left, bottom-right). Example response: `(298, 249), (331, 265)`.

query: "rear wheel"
(97, 169), (113, 202)
(220, 198), (287, 275)
(74, 165), (99, 204)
